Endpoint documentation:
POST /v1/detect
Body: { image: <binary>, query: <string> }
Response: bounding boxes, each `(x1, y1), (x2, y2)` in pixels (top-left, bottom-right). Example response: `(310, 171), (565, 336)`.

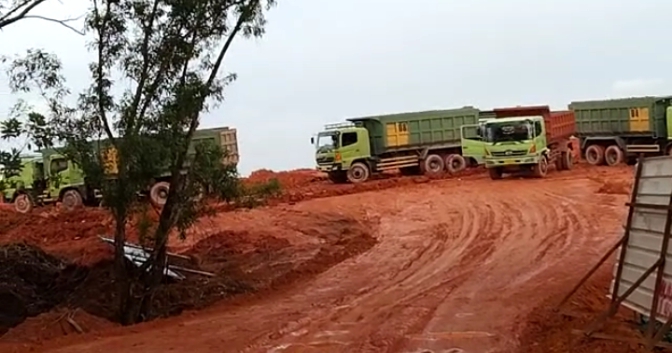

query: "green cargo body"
(570, 96), (672, 138)
(347, 107), (480, 156)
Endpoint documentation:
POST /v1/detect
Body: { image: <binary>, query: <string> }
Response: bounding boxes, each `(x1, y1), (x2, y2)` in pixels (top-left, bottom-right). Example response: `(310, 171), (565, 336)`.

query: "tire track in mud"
(272, 182), (576, 352)
(24, 174), (614, 353)
(394, 181), (604, 353)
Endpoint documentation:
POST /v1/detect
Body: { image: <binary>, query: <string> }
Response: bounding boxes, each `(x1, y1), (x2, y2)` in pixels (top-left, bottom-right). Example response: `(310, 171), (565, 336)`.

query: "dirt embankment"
(0, 163), (649, 353)
(518, 266), (652, 353)
(243, 167), (487, 205)
(0, 206), (377, 348)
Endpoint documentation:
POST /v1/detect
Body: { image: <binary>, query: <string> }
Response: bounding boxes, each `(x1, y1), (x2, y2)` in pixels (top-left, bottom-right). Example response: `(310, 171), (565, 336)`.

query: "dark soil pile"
(0, 244), (87, 334)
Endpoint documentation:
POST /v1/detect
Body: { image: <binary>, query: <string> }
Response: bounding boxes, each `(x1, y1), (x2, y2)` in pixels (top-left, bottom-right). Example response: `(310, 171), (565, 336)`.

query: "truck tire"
(347, 162), (370, 183)
(13, 194), (32, 214)
(328, 171), (348, 184)
(604, 145), (624, 166)
(62, 190), (84, 211)
(585, 145), (605, 165)
(445, 154), (466, 174)
(488, 167), (503, 180)
(563, 151), (574, 170)
(532, 157), (549, 178)
(150, 181), (171, 207)
(555, 155), (565, 171)
(422, 154), (445, 176)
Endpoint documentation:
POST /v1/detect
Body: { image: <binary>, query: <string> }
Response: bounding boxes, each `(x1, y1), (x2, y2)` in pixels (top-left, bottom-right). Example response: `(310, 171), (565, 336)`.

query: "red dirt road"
(2, 166), (637, 353)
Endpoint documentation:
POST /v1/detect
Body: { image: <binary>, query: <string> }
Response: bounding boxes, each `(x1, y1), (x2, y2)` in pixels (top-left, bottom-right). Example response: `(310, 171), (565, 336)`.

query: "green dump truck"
(313, 107), (481, 183)
(461, 106), (576, 180)
(2, 126), (239, 213)
(569, 96), (672, 166)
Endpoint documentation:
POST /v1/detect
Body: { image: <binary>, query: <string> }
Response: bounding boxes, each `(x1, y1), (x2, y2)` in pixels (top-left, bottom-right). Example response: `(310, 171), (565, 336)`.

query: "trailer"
(461, 105), (576, 179)
(569, 96), (672, 166)
(313, 107), (480, 183)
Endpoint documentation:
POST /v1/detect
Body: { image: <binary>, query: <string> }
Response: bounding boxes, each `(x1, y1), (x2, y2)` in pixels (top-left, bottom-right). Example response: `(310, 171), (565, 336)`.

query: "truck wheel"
(347, 162), (370, 183)
(532, 157), (549, 178)
(150, 181), (171, 207)
(328, 171), (348, 184)
(555, 155), (565, 171)
(422, 154), (445, 176)
(13, 194), (33, 214)
(445, 154), (466, 174)
(62, 190), (84, 211)
(488, 167), (503, 180)
(585, 145), (605, 165)
(563, 151), (574, 170)
(604, 145), (624, 166)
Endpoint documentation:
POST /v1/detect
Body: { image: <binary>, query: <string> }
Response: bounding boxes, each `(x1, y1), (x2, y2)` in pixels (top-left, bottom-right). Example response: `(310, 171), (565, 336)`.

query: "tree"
(0, 0), (84, 194)
(5, 0), (277, 324)
(0, 0), (85, 34)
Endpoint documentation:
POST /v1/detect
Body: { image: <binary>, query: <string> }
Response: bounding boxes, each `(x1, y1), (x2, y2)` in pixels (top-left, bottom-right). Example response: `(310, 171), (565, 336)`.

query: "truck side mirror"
(310, 137), (315, 145)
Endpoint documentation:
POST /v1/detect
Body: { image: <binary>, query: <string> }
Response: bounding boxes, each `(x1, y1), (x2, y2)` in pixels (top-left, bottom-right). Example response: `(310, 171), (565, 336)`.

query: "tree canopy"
(1, 0), (277, 323)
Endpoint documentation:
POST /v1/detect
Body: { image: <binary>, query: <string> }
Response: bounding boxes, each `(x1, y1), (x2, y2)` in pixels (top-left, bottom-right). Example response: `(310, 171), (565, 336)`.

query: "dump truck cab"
(483, 116), (546, 167)
(313, 122), (371, 178)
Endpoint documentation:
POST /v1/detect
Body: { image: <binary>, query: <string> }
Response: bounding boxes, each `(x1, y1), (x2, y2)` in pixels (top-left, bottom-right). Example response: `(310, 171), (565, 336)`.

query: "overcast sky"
(1, 0), (670, 175)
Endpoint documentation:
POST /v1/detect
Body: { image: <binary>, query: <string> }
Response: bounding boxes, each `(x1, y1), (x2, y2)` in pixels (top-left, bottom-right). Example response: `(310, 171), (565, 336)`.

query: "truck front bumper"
(317, 163), (342, 172)
(485, 155), (541, 168)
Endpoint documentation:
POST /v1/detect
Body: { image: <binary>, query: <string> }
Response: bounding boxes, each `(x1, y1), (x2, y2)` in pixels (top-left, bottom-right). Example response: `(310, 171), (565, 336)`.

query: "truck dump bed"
(569, 96), (671, 137)
(191, 127), (239, 166)
(546, 110), (576, 144)
(95, 126), (239, 176)
(491, 105), (575, 144)
(348, 107), (480, 156)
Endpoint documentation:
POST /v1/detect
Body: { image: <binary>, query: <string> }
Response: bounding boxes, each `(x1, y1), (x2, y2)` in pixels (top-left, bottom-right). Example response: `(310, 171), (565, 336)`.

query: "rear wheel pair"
(585, 145), (623, 166)
(421, 154), (466, 176)
(555, 151), (574, 171)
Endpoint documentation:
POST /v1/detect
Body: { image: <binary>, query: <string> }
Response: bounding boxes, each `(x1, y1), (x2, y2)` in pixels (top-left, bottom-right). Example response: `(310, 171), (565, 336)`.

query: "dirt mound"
(0, 208), (109, 244)
(518, 267), (649, 353)
(245, 168), (326, 189)
(0, 209), (378, 347)
(1, 308), (117, 344)
(186, 214), (377, 291)
(596, 179), (633, 195)
(0, 244), (87, 335)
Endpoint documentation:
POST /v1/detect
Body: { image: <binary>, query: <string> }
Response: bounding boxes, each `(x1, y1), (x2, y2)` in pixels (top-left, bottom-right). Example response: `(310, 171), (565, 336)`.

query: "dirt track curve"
(2, 167), (631, 353)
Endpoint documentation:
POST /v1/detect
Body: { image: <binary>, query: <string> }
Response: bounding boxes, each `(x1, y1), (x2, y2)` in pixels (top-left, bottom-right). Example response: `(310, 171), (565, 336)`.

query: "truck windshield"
(484, 121), (533, 143)
(316, 133), (338, 151)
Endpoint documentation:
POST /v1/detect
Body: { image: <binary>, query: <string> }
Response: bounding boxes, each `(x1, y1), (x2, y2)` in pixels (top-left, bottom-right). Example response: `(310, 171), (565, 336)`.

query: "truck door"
(339, 130), (370, 168)
(461, 124), (487, 165)
(48, 156), (70, 197)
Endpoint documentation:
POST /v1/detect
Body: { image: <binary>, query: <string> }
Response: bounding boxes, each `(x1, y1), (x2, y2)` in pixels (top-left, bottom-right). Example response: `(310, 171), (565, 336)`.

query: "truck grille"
(491, 150), (527, 157)
(316, 156), (335, 163)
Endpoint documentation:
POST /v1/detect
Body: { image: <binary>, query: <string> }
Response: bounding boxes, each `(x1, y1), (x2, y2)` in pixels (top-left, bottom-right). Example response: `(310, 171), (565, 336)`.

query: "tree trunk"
(113, 209), (133, 324)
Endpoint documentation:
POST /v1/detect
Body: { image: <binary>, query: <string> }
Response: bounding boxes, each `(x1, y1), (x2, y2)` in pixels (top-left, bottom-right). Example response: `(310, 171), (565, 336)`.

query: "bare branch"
(0, 0), (45, 29)
(0, 0), (84, 35)
(20, 14), (85, 35)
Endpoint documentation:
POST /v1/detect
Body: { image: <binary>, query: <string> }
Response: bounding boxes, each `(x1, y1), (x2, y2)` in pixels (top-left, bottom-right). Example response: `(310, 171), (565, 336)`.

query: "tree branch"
(92, 0), (117, 146)
(127, 0), (161, 133)
(20, 15), (85, 35)
(0, 0), (85, 35)
(0, 0), (44, 29)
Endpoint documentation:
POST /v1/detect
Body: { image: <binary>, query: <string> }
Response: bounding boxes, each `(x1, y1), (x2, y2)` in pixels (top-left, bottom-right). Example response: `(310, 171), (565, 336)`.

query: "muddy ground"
(0, 164), (659, 353)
